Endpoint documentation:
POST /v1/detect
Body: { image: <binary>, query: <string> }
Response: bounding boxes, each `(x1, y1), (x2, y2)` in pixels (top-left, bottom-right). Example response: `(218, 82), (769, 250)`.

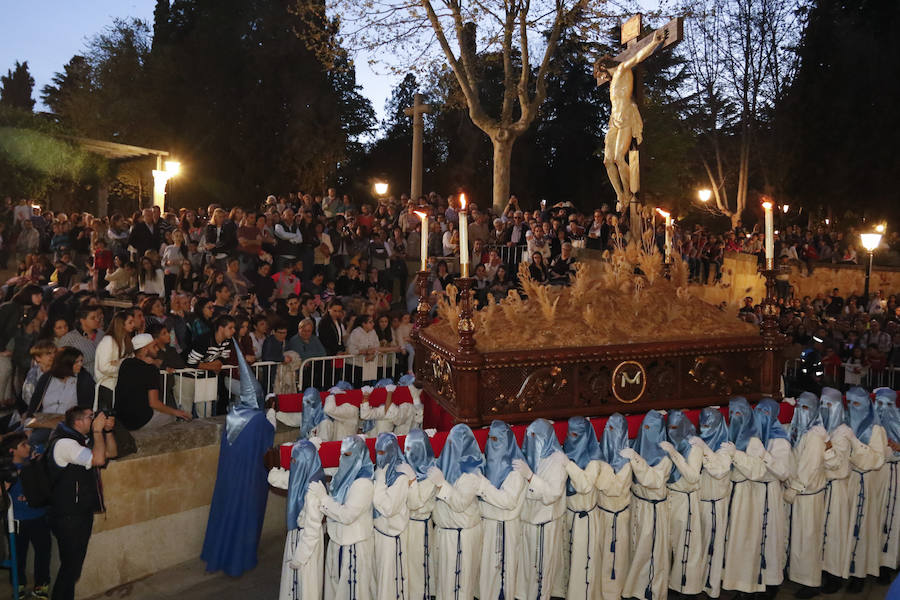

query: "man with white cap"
(115, 333), (191, 430)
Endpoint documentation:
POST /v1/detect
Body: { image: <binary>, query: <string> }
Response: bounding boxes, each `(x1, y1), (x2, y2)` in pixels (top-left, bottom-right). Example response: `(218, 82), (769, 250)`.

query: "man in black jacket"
(316, 300), (346, 357)
(48, 407), (117, 600)
(126, 209), (161, 259)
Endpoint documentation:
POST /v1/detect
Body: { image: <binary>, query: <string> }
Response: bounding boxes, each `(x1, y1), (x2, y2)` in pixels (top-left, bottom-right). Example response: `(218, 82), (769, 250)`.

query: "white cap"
(132, 333), (154, 351)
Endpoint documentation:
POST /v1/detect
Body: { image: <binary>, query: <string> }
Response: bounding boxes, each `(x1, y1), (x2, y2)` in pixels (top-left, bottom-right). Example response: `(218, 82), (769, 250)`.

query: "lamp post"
(860, 232), (883, 305)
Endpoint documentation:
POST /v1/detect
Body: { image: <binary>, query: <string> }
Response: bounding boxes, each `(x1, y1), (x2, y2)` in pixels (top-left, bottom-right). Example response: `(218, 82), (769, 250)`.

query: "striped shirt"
(186, 334), (232, 371)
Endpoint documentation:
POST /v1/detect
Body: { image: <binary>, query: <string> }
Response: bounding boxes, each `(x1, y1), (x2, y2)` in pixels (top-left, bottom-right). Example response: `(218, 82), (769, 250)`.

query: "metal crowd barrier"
(485, 244), (526, 266)
(297, 351), (400, 390)
(783, 358), (899, 391)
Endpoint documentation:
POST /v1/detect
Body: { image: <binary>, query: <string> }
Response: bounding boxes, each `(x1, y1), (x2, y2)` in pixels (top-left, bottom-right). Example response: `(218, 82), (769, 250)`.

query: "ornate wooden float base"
(414, 331), (783, 427)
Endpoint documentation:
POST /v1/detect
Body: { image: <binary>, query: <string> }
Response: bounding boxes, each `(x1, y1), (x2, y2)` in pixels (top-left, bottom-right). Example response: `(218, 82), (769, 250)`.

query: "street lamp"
(782, 204), (789, 214)
(374, 181), (389, 197)
(697, 189), (712, 203)
(860, 231), (883, 304)
(876, 223), (886, 234)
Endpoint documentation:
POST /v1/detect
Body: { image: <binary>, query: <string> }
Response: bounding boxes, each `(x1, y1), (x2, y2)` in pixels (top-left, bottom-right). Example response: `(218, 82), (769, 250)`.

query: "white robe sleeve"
(702, 448), (733, 479)
(292, 487), (326, 567)
(824, 425), (852, 472)
(790, 432), (826, 493)
(478, 471), (526, 510)
(526, 452), (567, 505)
(321, 478), (374, 524)
(565, 459), (602, 495)
(324, 396), (359, 421)
(731, 439), (769, 481)
(763, 438), (793, 482)
(374, 470), (411, 517)
(849, 428), (886, 471)
(407, 478), (436, 511)
(666, 447), (702, 485)
(359, 402), (384, 420)
(596, 462), (631, 496)
(629, 454), (671, 490)
(436, 472), (480, 512)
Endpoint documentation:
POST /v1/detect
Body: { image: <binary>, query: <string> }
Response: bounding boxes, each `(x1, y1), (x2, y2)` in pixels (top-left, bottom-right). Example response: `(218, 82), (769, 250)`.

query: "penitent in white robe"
(596, 462), (633, 600)
(477, 470), (525, 600)
(755, 437), (793, 588)
(305, 419), (334, 442)
(373, 470), (412, 600)
(360, 402), (400, 438)
(822, 425), (852, 579)
(391, 403), (421, 436)
(666, 446), (704, 595)
(622, 455), (672, 600)
(322, 479), (376, 600)
(562, 459), (603, 600)
(722, 438), (768, 594)
(879, 449), (900, 570)
(432, 472), (482, 600)
(786, 428), (827, 588)
(518, 451), (568, 600)
(279, 488), (326, 600)
(697, 445), (732, 598)
(845, 425), (888, 578)
(324, 396), (360, 440)
(406, 478), (437, 600)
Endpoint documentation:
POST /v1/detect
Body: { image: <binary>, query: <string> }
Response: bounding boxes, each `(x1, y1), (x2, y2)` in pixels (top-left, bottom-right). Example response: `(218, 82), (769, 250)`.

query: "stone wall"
(40, 417), (296, 599)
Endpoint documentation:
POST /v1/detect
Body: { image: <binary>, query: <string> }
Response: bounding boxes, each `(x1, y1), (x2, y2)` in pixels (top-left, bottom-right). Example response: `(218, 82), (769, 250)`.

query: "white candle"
(762, 200), (774, 269)
(656, 208), (672, 263)
(415, 211), (428, 272)
(458, 194), (469, 277)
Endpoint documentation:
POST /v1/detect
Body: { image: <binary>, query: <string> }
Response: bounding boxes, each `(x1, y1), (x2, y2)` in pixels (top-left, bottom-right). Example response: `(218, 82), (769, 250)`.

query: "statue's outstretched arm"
(620, 30), (666, 71)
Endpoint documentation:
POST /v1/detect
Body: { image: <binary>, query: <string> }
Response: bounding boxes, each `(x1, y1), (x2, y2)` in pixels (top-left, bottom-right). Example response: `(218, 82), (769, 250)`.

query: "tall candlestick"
(656, 208), (672, 263)
(415, 211), (428, 272)
(458, 194), (469, 277)
(762, 200), (774, 269)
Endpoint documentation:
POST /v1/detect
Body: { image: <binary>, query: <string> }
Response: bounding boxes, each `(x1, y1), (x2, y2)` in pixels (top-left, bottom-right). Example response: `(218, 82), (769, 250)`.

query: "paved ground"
(89, 530), (891, 600)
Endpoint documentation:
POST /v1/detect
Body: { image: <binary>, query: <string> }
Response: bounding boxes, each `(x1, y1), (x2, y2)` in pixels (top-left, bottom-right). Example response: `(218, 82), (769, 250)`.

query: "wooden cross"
(593, 15), (684, 87)
(404, 93), (432, 200)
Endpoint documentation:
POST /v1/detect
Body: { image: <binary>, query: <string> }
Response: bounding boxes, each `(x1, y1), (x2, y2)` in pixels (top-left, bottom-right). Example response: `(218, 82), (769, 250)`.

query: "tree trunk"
(491, 133), (515, 214)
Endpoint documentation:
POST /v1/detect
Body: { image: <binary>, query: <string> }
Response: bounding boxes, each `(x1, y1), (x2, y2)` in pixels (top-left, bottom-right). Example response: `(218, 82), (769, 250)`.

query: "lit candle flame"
(414, 210), (427, 221)
(655, 208), (670, 218)
(762, 201), (773, 211)
(459, 193), (466, 211)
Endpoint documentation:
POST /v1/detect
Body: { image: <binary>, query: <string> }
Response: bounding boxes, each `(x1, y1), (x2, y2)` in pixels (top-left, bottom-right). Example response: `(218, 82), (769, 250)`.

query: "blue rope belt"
(567, 506), (596, 599)
(338, 544), (359, 600)
(850, 470), (867, 574)
(883, 462), (898, 553)
(722, 480), (745, 573)
(439, 526), (465, 600)
(822, 481), (833, 561)
(598, 504), (628, 580)
(290, 528), (303, 599)
(536, 522), (546, 600)
(668, 488), (694, 590)
(499, 520), (507, 600)
(634, 494), (665, 600)
(411, 517), (431, 599)
(758, 481), (770, 585)
(701, 497), (724, 589)
(375, 527), (406, 600)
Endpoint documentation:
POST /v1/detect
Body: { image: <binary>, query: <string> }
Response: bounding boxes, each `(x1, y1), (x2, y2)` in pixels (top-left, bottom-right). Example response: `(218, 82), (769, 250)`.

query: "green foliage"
(0, 61), (35, 112)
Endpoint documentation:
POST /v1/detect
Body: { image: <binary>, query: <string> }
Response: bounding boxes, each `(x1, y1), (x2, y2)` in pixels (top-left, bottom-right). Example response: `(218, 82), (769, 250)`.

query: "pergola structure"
(62, 136), (173, 216)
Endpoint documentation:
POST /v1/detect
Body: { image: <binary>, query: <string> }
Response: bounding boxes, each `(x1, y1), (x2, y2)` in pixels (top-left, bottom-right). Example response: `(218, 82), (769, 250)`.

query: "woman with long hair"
(174, 259), (199, 294)
(26, 346), (94, 415)
(138, 255), (165, 296)
(140, 296), (167, 328)
(529, 252), (550, 283)
(94, 310), (135, 410)
(161, 229), (188, 296)
(0, 284), (43, 403)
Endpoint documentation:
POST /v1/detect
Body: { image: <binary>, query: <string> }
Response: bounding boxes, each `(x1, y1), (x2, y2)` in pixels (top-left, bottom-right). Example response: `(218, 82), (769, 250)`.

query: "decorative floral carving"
(490, 366), (567, 413)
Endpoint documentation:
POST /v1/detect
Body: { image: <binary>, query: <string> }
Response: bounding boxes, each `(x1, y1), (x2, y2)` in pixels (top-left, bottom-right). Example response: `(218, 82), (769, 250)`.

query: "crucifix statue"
(595, 15), (683, 232)
(404, 93), (432, 201)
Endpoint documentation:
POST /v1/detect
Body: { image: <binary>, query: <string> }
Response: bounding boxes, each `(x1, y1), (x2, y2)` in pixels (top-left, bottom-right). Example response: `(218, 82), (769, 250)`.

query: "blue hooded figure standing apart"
(202, 339), (276, 576)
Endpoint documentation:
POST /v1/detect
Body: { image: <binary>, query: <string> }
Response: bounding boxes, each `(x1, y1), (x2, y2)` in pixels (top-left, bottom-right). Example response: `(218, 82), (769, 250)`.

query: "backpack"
(18, 451), (55, 508)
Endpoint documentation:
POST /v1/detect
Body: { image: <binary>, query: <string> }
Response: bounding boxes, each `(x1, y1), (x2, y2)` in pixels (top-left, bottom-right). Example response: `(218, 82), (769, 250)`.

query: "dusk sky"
(0, 0), (397, 124)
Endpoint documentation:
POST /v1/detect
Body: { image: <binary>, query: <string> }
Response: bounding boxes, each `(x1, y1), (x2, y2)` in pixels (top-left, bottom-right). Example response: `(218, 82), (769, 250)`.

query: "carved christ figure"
(597, 29), (666, 208)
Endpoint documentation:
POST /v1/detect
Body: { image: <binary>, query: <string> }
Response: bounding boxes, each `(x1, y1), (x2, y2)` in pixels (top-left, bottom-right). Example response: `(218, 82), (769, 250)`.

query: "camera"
(102, 408), (117, 419)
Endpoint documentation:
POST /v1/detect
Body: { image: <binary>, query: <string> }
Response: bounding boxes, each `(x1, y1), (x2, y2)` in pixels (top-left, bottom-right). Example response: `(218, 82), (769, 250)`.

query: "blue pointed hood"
(330, 436), (374, 504)
(226, 339), (265, 445)
(790, 392), (823, 445)
(564, 416), (602, 494)
(699, 408), (728, 452)
(634, 410), (667, 466)
(484, 420), (525, 489)
(819, 387), (846, 433)
(300, 387), (327, 438)
(847, 386), (875, 444)
(286, 439), (325, 530)
(875, 388), (900, 451)
(523, 418), (563, 471)
(403, 428), (435, 481)
(398, 374), (416, 386)
(438, 424), (484, 483)
(667, 410), (696, 482)
(375, 432), (406, 487)
(601, 413), (630, 472)
(755, 398), (789, 446)
(728, 397), (757, 451)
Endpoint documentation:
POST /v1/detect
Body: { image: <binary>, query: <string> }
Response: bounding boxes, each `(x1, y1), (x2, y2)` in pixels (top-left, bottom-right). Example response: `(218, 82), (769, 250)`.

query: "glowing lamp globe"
(164, 161), (181, 176)
(374, 182), (389, 196)
(697, 189), (712, 202)
(860, 233), (882, 253)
